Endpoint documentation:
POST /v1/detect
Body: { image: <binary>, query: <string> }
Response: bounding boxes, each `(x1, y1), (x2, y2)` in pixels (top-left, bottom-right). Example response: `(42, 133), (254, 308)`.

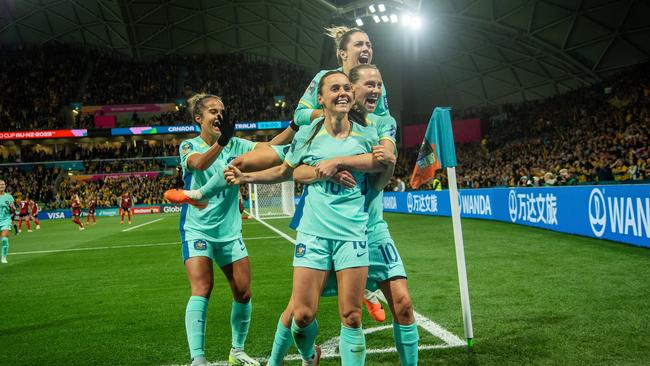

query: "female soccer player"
(28, 197), (41, 230)
(294, 65), (419, 365)
(86, 196), (96, 225)
(119, 191), (134, 224)
(177, 93), (263, 366)
(225, 71), (385, 366)
(0, 180), (15, 264)
(70, 194), (84, 231)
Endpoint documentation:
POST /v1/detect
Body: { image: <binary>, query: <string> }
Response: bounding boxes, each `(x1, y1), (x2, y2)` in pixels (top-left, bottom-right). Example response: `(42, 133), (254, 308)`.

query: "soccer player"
(28, 197), (41, 230)
(71, 194), (85, 231)
(293, 65), (419, 365)
(175, 93), (262, 366)
(119, 191), (134, 224)
(225, 71), (385, 366)
(17, 195), (31, 233)
(86, 196), (97, 225)
(0, 180), (15, 264)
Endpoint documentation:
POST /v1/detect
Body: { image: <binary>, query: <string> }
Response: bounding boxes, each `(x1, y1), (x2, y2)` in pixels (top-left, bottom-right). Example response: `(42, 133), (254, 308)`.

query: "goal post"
(248, 181), (296, 219)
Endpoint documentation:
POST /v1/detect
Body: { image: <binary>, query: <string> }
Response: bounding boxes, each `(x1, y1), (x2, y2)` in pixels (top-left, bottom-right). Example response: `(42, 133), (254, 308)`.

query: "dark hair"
(348, 64), (378, 84)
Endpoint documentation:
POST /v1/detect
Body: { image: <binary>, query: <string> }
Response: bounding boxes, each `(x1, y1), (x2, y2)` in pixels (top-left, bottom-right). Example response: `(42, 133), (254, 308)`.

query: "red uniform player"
(86, 197), (96, 225)
(71, 194), (85, 230)
(119, 191), (134, 224)
(28, 198), (40, 230)
(17, 197), (32, 232)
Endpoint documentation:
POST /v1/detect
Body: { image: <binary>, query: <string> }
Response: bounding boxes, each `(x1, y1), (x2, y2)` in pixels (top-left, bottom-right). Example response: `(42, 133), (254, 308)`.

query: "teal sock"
(267, 317), (293, 366)
(231, 300), (251, 350)
(291, 319), (318, 360)
(199, 170), (228, 198)
(393, 322), (419, 366)
(339, 324), (366, 366)
(185, 296), (208, 360)
(1, 237), (8, 257)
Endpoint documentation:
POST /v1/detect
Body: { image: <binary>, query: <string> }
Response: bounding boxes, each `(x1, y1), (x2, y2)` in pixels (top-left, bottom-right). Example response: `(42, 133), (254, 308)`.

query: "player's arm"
(369, 139), (397, 191)
(293, 165), (357, 188)
(314, 152), (388, 180)
(225, 162), (294, 185)
(185, 144), (226, 171)
(230, 143), (282, 173)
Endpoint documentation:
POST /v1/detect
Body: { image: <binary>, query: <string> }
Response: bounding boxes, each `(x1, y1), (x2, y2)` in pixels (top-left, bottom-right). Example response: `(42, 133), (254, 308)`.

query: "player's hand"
(224, 165), (244, 185)
(372, 145), (396, 166)
(331, 170), (356, 188)
(217, 109), (236, 146)
(315, 158), (340, 179)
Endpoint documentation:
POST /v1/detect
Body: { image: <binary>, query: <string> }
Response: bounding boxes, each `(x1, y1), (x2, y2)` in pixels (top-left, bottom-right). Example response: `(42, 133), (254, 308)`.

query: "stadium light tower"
(338, 1), (423, 30)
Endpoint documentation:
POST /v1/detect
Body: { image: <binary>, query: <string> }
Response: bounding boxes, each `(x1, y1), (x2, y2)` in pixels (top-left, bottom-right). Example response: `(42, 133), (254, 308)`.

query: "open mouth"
(364, 96), (378, 111)
(358, 53), (370, 64)
(335, 96), (351, 106)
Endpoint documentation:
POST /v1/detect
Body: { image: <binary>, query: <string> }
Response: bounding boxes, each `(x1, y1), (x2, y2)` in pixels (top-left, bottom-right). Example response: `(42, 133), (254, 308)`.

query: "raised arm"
(225, 162), (294, 185)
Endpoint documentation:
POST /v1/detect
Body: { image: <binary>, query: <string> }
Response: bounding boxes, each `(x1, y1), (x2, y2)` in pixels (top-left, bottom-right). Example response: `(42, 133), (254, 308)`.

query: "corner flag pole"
(447, 166), (474, 347)
(409, 107), (474, 347)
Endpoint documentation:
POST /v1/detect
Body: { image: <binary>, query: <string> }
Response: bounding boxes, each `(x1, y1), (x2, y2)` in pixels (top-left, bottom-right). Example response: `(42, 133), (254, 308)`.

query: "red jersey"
(120, 195), (132, 209)
(19, 201), (29, 215)
(29, 200), (39, 215)
(88, 199), (96, 213)
(71, 199), (82, 215)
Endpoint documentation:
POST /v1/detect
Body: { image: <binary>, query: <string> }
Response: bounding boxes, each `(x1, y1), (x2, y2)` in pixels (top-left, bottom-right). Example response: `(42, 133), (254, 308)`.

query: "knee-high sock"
(1, 237), (8, 257)
(18, 218), (23, 230)
(291, 319), (318, 361)
(185, 296), (209, 360)
(25, 220), (30, 230)
(13, 223), (17, 234)
(393, 322), (419, 366)
(199, 170), (228, 199)
(120, 212), (125, 221)
(267, 317), (293, 366)
(127, 211), (131, 220)
(230, 300), (251, 350)
(339, 324), (366, 366)
(34, 218), (39, 225)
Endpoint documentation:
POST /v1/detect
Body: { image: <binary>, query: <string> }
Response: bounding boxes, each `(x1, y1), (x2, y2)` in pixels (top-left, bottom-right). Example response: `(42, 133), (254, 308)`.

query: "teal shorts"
(321, 232), (407, 296)
(294, 232), (369, 271)
(182, 237), (248, 267)
(0, 219), (11, 232)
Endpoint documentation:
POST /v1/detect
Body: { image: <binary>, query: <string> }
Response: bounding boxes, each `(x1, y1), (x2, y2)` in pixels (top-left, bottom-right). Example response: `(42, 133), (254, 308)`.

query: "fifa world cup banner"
(383, 184), (650, 248)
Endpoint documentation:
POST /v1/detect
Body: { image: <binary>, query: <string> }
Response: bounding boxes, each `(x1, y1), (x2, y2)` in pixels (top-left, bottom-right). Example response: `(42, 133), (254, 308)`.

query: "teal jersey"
(0, 193), (14, 221)
(179, 136), (256, 242)
(365, 113), (398, 236)
(286, 118), (378, 241)
(271, 144), (291, 162)
(294, 68), (390, 126)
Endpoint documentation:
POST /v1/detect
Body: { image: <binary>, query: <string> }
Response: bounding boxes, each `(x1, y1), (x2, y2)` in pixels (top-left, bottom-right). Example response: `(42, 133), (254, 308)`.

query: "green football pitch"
(1, 212), (649, 365)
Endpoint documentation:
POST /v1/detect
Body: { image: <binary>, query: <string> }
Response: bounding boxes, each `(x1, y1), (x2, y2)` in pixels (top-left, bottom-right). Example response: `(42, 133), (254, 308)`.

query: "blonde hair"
(324, 26), (365, 66)
(187, 93), (222, 121)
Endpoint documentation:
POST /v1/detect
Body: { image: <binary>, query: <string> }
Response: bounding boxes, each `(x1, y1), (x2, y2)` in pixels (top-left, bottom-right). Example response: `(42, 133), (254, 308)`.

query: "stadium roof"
(1, 0), (649, 108)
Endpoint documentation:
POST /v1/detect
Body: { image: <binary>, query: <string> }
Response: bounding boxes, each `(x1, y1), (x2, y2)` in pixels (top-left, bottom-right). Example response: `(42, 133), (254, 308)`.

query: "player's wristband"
(290, 120), (299, 131)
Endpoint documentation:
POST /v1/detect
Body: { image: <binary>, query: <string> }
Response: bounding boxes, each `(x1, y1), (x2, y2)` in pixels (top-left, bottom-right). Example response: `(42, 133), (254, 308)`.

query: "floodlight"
(390, 14), (398, 23)
(381, 15), (389, 22)
(372, 15), (381, 23)
(369, 4), (376, 13)
(355, 18), (364, 26)
(401, 13), (412, 24)
(413, 16), (422, 29)
(378, 4), (386, 12)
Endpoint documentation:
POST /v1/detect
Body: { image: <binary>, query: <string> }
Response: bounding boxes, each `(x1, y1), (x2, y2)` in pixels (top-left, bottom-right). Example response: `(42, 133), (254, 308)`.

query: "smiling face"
(0, 180), (5, 194)
(351, 67), (383, 113)
(194, 97), (225, 139)
(340, 31), (373, 70)
(317, 73), (353, 117)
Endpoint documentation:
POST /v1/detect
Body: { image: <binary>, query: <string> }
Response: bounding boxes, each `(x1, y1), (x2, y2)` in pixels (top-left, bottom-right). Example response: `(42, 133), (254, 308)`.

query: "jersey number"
(378, 242), (399, 264)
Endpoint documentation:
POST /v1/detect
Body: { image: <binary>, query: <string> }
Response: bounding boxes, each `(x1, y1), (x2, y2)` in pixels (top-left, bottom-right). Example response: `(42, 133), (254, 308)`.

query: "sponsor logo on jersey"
(295, 243), (306, 258)
(181, 142), (193, 155)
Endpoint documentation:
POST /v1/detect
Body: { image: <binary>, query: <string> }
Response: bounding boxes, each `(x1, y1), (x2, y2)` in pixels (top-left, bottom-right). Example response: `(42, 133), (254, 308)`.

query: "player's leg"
(267, 297), (295, 366)
(1, 229), (10, 263)
(290, 267), (327, 365)
(379, 278), (418, 366)
(119, 208), (124, 224)
(336, 267), (369, 366)
(216, 239), (259, 366)
(127, 208), (132, 224)
(17, 216), (23, 232)
(33, 216), (40, 229)
(184, 252), (215, 366)
(25, 217), (31, 232)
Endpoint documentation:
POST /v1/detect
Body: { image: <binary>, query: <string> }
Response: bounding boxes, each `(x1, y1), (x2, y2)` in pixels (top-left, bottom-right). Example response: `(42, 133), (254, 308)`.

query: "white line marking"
(253, 216), (296, 244)
(122, 218), (164, 232)
(9, 236), (282, 256)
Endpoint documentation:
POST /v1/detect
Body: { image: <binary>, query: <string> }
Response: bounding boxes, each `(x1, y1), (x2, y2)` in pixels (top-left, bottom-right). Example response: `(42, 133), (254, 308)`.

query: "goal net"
(248, 181), (295, 219)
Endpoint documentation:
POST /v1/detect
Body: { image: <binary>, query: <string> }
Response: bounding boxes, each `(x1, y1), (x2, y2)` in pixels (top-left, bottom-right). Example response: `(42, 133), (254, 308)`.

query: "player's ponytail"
(325, 26), (365, 66)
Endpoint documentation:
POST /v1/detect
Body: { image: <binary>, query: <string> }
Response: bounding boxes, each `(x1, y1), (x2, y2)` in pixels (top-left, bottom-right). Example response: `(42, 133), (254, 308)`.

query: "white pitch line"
(252, 216), (296, 244)
(9, 236), (282, 256)
(122, 218), (164, 232)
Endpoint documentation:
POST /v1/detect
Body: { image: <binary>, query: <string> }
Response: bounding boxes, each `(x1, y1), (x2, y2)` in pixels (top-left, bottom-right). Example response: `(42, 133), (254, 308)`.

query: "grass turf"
(0, 212), (648, 365)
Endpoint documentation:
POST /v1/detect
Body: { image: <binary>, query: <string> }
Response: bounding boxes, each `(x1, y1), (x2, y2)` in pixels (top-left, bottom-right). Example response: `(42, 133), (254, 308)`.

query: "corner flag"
(410, 106), (474, 347)
(409, 107), (457, 189)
